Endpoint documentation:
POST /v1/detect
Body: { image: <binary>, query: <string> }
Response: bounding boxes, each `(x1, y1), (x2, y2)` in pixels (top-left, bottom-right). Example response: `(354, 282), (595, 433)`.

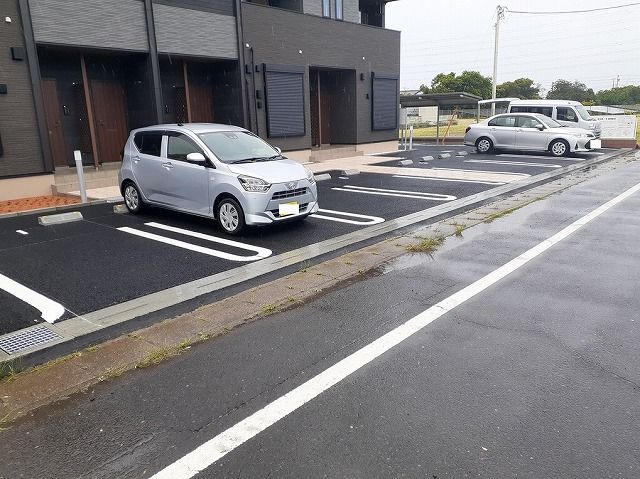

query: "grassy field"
(405, 116), (640, 145)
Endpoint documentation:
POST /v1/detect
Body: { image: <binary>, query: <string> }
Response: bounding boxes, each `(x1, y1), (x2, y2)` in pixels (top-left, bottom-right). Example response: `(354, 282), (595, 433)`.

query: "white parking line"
(117, 223), (272, 262)
(0, 273), (65, 324)
(16, 230), (29, 235)
(148, 181), (640, 479)
(431, 167), (530, 179)
(332, 185), (456, 201)
(311, 209), (385, 225)
(465, 159), (562, 168)
(496, 154), (586, 161)
(393, 174), (506, 186)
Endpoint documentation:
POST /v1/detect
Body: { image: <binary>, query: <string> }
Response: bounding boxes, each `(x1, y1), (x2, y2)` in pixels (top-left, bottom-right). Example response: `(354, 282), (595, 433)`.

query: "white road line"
(0, 273), (65, 324)
(465, 159), (562, 168)
(117, 223), (272, 262)
(332, 185), (456, 201)
(149, 180), (640, 479)
(15, 230), (29, 235)
(311, 209), (385, 225)
(393, 174), (506, 186)
(496, 154), (585, 161)
(431, 167), (530, 178)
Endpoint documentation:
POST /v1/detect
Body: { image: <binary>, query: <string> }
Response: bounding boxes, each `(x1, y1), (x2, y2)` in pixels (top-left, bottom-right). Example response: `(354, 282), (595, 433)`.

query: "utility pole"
(616, 75), (620, 88)
(491, 5), (505, 116)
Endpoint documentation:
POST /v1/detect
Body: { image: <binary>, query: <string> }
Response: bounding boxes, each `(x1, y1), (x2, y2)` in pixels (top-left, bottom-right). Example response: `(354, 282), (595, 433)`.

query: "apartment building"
(0, 0), (400, 199)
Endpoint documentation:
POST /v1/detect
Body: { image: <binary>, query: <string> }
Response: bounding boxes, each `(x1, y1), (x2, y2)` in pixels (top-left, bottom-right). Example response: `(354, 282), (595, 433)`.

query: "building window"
(322, 0), (331, 17)
(335, 0), (343, 19)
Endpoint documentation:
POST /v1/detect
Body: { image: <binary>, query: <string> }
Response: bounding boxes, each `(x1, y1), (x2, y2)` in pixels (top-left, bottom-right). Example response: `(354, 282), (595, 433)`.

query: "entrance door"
(90, 80), (128, 163)
(320, 91), (331, 145)
(190, 83), (214, 123)
(41, 79), (68, 167)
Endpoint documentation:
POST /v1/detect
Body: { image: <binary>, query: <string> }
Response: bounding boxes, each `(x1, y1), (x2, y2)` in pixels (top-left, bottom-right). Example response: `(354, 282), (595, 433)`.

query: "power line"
(506, 2), (640, 15)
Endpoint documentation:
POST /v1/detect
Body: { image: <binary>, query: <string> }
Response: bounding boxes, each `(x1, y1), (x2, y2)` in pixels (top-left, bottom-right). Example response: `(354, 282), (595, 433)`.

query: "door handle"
(132, 156), (140, 163)
(162, 162), (174, 169)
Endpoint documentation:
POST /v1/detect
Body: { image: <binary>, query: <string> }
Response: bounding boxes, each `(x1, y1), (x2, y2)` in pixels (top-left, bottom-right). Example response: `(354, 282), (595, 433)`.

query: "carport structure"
(400, 92), (483, 143)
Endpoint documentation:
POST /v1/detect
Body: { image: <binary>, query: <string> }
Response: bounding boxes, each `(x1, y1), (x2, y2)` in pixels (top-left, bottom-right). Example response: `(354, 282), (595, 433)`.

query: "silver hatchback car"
(118, 124), (318, 235)
(464, 113), (598, 157)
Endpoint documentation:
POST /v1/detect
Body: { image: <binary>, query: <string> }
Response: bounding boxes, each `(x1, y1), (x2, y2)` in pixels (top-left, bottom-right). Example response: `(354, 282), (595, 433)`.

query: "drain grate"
(0, 326), (62, 355)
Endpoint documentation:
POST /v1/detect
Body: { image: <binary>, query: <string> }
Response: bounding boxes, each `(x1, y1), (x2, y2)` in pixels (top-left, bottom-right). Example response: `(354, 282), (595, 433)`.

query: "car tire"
(123, 182), (144, 214)
(476, 137), (494, 154)
(217, 197), (245, 235)
(549, 139), (569, 157)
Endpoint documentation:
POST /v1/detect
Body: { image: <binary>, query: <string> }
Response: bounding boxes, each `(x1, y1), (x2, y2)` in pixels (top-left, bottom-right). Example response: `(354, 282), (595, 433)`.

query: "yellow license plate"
(279, 202), (299, 217)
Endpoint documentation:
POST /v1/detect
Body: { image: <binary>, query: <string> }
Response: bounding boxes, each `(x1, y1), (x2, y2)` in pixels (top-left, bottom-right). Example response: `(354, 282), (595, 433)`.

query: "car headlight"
(238, 175), (271, 192)
(305, 168), (316, 185)
(588, 124), (596, 129)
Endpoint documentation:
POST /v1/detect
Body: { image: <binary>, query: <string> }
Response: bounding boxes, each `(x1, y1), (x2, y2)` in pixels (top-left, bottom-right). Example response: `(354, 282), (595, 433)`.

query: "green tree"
(547, 79), (595, 103)
(496, 78), (540, 99)
(595, 85), (640, 105)
(421, 71), (493, 99)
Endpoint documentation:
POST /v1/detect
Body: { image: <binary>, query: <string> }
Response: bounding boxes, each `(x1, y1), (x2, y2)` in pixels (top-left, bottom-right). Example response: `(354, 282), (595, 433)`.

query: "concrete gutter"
(0, 149), (636, 425)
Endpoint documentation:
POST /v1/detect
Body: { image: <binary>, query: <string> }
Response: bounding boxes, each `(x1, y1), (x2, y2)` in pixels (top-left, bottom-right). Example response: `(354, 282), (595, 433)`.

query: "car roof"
(133, 123), (248, 135)
(510, 99), (581, 106)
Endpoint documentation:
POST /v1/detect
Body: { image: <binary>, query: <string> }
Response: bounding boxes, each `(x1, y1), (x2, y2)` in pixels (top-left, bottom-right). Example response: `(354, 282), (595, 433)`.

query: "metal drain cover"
(0, 326), (62, 355)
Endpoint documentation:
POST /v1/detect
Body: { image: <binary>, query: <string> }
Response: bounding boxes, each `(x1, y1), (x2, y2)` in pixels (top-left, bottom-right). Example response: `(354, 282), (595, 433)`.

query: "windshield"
(197, 131), (280, 164)
(575, 104), (592, 121)
(534, 114), (563, 129)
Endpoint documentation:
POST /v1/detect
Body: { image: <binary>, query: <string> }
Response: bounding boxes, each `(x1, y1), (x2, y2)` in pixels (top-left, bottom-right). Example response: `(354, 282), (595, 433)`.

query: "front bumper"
(242, 180), (319, 226)
(573, 137), (599, 152)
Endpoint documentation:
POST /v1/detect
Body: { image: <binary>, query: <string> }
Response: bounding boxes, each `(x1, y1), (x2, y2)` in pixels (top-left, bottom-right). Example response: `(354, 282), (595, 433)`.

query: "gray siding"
(29, 0), (149, 51)
(303, 0), (322, 16)
(0, 0), (45, 177)
(154, 4), (238, 58)
(343, 0), (359, 23)
(242, 2), (400, 150)
(153, 0), (234, 16)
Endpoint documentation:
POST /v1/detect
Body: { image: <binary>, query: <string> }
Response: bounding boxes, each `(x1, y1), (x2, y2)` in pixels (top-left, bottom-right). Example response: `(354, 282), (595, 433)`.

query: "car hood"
(227, 159), (309, 184)
(548, 127), (592, 136)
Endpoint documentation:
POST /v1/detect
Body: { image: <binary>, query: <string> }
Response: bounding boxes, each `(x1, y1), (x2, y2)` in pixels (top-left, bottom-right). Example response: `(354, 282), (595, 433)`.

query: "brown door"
(90, 80), (128, 163)
(320, 92), (331, 145)
(190, 83), (214, 123)
(310, 70), (320, 147)
(41, 79), (68, 167)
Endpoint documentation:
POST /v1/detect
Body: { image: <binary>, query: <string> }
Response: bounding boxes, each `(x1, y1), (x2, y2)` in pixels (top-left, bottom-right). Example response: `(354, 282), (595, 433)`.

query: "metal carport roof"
(399, 92), (483, 108)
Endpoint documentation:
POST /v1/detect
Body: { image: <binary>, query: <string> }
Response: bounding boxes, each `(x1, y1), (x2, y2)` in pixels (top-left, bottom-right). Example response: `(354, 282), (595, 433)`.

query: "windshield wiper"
(232, 155), (284, 164)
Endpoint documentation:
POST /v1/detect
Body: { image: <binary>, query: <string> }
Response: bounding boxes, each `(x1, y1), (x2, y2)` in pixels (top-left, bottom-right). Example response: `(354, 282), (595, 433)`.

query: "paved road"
(0, 145), (615, 353)
(2, 153), (639, 478)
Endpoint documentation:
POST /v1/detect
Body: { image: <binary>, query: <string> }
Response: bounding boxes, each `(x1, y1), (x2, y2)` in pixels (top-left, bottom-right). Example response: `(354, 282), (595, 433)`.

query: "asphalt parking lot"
(0, 144), (617, 353)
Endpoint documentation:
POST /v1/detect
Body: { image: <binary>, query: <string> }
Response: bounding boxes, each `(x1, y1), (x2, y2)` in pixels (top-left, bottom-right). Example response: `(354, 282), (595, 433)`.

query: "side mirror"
(274, 146), (282, 155)
(186, 152), (208, 166)
(536, 124), (545, 131)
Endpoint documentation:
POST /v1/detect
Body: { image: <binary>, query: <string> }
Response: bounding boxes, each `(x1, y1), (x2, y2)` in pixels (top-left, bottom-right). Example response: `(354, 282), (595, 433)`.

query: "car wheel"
(123, 182), (144, 214)
(476, 137), (494, 154)
(549, 139), (569, 157)
(217, 197), (245, 235)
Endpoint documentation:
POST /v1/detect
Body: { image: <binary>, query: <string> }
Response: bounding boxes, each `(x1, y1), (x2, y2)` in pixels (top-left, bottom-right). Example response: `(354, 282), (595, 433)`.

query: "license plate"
(279, 202), (299, 217)
(589, 139), (601, 149)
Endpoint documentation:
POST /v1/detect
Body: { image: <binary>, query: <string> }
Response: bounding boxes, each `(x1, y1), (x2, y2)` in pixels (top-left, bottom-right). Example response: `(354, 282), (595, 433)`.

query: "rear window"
(134, 132), (162, 157)
(510, 105), (552, 117)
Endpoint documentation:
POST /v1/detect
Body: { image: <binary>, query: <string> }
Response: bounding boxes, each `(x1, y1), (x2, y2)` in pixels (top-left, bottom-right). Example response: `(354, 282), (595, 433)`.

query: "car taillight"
(465, 127), (471, 134)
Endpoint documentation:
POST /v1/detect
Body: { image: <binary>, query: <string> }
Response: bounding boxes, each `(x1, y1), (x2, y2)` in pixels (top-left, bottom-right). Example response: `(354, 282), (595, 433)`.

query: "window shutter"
(372, 73), (399, 131)
(264, 64), (306, 138)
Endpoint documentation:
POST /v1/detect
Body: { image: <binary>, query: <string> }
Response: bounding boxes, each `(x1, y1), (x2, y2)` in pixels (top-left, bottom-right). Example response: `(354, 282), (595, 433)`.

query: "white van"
(507, 100), (602, 146)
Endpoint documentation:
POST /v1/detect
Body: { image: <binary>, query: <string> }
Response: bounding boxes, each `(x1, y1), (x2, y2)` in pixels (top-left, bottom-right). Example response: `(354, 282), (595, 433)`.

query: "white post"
(491, 5), (505, 116)
(74, 150), (88, 203)
(409, 125), (414, 150)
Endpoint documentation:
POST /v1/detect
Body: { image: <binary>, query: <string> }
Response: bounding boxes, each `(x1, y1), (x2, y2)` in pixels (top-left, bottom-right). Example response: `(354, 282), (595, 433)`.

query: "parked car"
(507, 99), (602, 144)
(118, 123), (318, 235)
(464, 113), (598, 157)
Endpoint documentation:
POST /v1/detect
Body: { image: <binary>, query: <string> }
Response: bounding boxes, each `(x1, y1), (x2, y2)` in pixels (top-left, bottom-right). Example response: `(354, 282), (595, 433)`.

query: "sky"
(385, 0), (640, 95)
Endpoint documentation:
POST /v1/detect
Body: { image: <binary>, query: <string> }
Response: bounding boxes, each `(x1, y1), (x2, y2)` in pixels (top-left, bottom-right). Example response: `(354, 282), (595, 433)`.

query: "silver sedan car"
(464, 113), (598, 157)
(118, 124), (318, 235)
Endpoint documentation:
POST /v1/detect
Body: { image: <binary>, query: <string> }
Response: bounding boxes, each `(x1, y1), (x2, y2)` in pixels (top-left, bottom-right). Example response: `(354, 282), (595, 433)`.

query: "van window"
(510, 105), (552, 117)
(488, 116), (517, 127)
(134, 132), (162, 157)
(556, 107), (578, 122)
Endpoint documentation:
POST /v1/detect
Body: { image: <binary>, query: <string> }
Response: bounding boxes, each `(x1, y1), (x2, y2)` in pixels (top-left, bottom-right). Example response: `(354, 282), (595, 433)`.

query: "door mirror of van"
(186, 152), (208, 166)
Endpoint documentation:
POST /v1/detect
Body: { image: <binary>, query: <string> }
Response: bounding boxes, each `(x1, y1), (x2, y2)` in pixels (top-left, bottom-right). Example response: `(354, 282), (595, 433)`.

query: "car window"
(510, 106), (525, 113)
(510, 106), (553, 117)
(166, 133), (204, 162)
(517, 116), (543, 128)
(488, 116), (517, 127)
(134, 132), (162, 157)
(556, 107), (578, 122)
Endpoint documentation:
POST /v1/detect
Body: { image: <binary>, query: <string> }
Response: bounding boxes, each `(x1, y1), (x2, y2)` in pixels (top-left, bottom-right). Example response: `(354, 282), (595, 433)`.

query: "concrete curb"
(0, 197), (122, 220)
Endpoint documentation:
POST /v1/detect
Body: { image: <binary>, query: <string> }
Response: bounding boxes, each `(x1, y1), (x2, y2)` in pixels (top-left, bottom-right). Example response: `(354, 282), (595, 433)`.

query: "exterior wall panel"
(153, 0), (234, 16)
(242, 2), (400, 150)
(0, 0), (46, 177)
(303, 0), (323, 16)
(29, 0), (149, 51)
(343, 0), (360, 23)
(154, 4), (238, 58)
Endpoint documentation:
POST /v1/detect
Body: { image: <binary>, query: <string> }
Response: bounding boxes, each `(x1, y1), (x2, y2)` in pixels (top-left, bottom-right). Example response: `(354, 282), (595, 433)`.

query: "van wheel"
(217, 197), (245, 235)
(549, 139), (569, 157)
(476, 137), (494, 154)
(123, 182), (144, 214)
